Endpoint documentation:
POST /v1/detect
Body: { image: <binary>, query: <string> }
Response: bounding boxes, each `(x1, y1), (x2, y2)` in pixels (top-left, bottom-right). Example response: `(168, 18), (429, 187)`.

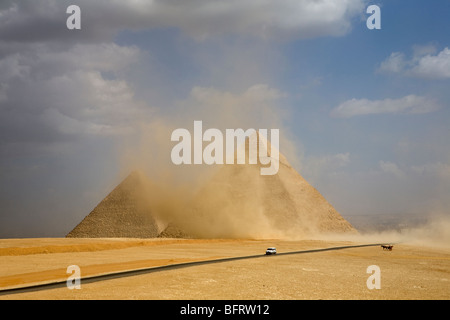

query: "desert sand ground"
(0, 237), (449, 300)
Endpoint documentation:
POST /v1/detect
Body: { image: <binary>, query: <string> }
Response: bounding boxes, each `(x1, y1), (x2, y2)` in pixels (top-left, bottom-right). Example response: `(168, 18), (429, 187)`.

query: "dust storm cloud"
(118, 84), (306, 239)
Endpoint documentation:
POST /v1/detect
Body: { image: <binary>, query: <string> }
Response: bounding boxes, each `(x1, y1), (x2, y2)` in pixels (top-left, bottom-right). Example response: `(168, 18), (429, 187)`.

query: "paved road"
(0, 242), (384, 296)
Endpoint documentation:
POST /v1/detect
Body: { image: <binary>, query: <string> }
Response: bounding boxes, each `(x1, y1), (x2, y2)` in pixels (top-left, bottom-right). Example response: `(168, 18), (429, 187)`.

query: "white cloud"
(378, 52), (406, 74)
(410, 162), (450, 178)
(376, 160), (450, 180)
(379, 160), (404, 178)
(410, 47), (450, 79)
(303, 152), (351, 180)
(330, 95), (441, 118)
(378, 46), (450, 80)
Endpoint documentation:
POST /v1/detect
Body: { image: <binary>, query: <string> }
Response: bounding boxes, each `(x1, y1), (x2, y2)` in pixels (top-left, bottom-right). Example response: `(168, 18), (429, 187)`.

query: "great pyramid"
(66, 171), (166, 238)
(180, 133), (357, 238)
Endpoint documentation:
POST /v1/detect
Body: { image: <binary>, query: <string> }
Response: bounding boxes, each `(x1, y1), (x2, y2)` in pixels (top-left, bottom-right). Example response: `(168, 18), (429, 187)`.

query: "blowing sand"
(0, 237), (449, 300)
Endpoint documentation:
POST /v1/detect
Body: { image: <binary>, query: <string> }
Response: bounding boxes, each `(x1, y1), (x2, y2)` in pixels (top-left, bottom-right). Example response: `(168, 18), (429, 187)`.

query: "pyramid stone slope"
(66, 172), (163, 238)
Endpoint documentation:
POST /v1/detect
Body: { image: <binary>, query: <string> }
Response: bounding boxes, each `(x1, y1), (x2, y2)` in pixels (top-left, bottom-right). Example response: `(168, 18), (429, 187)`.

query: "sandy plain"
(0, 237), (449, 300)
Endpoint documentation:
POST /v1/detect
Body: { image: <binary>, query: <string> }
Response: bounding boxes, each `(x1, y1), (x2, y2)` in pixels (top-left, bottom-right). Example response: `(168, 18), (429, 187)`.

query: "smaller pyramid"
(66, 171), (165, 238)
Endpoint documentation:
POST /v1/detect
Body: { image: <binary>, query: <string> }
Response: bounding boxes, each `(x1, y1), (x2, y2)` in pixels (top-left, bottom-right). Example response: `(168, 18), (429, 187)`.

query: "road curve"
(0, 242), (384, 296)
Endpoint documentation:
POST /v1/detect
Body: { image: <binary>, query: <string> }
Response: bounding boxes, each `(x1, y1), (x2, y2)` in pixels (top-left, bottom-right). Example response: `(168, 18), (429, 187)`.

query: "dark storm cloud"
(0, 0), (367, 148)
(0, 1), (115, 44)
(0, 0), (366, 45)
(0, 42), (146, 149)
(0, 0), (151, 239)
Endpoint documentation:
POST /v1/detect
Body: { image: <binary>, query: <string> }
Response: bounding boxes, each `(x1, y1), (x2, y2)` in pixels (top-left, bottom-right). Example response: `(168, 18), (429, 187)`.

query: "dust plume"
(316, 213), (450, 249)
(119, 84), (304, 239)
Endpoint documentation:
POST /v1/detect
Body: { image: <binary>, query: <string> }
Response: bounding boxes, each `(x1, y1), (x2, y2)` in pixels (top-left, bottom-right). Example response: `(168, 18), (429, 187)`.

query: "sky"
(0, 0), (449, 237)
